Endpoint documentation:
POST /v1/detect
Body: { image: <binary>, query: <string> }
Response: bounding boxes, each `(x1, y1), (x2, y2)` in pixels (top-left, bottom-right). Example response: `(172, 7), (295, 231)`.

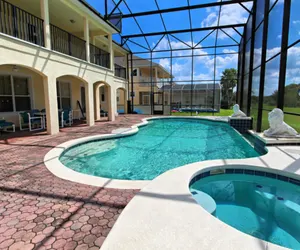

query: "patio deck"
(0, 115), (148, 250)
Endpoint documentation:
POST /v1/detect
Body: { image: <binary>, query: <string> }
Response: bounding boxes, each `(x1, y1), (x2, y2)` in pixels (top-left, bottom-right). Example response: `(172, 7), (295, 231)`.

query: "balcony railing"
(50, 24), (86, 61)
(114, 64), (126, 79)
(90, 43), (110, 69)
(0, 0), (111, 69)
(0, 0), (44, 46)
(138, 77), (159, 87)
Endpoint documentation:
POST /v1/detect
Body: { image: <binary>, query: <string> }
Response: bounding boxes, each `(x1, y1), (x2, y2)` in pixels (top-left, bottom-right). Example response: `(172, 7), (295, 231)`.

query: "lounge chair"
(0, 119), (15, 134)
(100, 109), (108, 117)
(19, 112), (43, 131)
(59, 109), (73, 128)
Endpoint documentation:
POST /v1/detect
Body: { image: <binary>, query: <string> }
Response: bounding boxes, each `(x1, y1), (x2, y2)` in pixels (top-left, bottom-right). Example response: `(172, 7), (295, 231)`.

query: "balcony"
(0, 0), (111, 69)
(0, 0), (44, 46)
(138, 77), (159, 87)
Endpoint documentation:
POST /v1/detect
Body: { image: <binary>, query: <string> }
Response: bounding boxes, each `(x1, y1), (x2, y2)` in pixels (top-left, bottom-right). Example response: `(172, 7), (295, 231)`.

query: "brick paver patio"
(0, 115), (148, 250)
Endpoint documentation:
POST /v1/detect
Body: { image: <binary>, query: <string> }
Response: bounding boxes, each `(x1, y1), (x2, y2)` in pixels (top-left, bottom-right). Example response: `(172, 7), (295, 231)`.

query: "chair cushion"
(20, 112), (29, 123)
(0, 121), (14, 128)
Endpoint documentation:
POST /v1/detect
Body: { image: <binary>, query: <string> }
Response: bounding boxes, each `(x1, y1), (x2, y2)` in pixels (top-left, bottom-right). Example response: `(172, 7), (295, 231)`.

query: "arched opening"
(116, 87), (127, 115)
(56, 75), (89, 127)
(94, 81), (114, 122)
(0, 64), (50, 132)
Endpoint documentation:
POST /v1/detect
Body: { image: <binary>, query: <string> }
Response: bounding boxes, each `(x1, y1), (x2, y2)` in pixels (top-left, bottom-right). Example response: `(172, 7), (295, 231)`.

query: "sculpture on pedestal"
(231, 104), (247, 118)
(263, 108), (298, 137)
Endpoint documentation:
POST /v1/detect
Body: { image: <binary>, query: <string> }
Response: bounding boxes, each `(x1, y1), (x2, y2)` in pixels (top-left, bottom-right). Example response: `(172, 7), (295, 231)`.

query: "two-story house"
(0, 0), (128, 134)
(116, 55), (172, 114)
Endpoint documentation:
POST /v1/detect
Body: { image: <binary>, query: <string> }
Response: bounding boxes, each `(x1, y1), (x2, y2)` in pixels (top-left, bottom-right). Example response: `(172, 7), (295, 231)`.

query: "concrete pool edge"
(101, 146), (300, 250)
(43, 116), (230, 189)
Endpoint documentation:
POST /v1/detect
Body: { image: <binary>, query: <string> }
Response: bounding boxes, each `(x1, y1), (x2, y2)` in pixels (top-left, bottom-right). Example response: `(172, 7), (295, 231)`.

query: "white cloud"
(159, 58), (170, 70)
(201, 4), (249, 39)
(153, 38), (238, 82)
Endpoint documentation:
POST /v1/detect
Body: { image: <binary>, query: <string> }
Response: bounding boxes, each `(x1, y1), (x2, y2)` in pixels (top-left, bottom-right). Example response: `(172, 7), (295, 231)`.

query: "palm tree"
(220, 68), (237, 108)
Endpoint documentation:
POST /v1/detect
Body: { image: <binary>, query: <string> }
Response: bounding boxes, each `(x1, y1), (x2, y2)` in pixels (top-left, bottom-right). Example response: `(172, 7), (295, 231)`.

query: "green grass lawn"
(172, 108), (300, 133)
(253, 106), (300, 133)
(171, 109), (233, 117)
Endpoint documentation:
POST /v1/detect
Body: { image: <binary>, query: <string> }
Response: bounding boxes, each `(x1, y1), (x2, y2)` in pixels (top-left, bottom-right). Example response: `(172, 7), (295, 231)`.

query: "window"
(255, 0), (265, 28)
(0, 75), (31, 112)
(263, 55), (280, 110)
(266, 1), (284, 60)
(288, 0), (300, 46)
(284, 44), (300, 115)
(253, 23), (264, 69)
(139, 92), (150, 105)
(57, 81), (71, 109)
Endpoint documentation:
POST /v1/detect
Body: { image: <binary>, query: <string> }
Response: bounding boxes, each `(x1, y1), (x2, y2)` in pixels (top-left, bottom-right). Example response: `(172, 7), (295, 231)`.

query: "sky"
(87, 0), (252, 83)
(86, 0), (300, 96)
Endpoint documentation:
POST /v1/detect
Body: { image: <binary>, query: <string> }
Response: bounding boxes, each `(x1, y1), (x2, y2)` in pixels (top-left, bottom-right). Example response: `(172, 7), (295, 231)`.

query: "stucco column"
(108, 34), (114, 71)
(94, 84), (100, 121)
(124, 89), (128, 114)
(43, 76), (59, 135)
(85, 83), (95, 126)
(108, 86), (115, 121)
(84, 17), (90, 63)
(40, 0), (51, 49)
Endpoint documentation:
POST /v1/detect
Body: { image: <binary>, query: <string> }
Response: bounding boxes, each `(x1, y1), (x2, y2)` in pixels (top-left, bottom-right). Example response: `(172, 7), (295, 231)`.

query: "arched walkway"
(94, 81), (114, 121)
(0, 64), (56, 132)
(116, 87), (127, 114)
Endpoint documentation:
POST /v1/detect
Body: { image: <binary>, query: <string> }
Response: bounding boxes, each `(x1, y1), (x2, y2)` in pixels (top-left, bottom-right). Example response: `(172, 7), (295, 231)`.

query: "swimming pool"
(190, 171), (300, 249)
(60, 118), (264, 180)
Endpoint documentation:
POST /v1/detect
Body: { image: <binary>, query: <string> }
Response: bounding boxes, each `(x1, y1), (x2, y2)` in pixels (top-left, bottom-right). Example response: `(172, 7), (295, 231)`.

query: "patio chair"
(0, 119), (15, 134)
(59, 109), (73, 128)
(19, 112), (43, 131)
(100, 109), (108, 117)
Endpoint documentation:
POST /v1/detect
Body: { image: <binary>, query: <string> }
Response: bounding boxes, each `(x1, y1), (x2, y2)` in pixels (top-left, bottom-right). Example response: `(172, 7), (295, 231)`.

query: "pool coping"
(44, 116), (230, 189)
(101, 146), (300, 250)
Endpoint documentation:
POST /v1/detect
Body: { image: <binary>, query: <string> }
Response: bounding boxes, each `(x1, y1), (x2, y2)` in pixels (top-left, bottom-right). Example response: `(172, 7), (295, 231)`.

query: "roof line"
(77, 0), (120, 33)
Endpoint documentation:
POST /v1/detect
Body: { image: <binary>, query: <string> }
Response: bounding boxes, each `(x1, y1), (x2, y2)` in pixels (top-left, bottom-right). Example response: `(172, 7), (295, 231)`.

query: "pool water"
(60, 118), (263, 180)
(190, 174), (300, 249)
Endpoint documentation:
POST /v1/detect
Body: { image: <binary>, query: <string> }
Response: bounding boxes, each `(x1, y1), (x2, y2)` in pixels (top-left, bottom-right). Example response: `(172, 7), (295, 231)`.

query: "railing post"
(84, 17), (90, 63)
(40, 0), (50, 49)
(68, 33), (71, 56)
(12, 5), (18, 38)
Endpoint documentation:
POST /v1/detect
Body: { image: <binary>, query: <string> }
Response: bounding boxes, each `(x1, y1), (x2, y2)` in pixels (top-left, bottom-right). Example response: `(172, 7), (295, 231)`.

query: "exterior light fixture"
(12, 65), (18, 72)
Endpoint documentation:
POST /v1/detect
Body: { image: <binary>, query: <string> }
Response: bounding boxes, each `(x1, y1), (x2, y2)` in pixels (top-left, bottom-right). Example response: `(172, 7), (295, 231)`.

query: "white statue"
(231, 104), (247, 118)
(263, 108), (298, 137)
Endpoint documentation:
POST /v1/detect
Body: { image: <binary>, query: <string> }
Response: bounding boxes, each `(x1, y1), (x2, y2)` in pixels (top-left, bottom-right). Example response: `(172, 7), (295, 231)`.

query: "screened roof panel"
(86, 0), (253, 53)
(156, 0), (189, 9)
(135, 14), (165, 33)
(124, 0), (158, 13)
(161, 10), (191, 31)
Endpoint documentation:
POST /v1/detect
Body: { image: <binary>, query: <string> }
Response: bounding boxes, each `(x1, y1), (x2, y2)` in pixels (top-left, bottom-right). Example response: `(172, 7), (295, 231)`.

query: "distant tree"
(220, 68), (237, 108)
(261, 83), (300, 108)
(283, 84), (300, 108)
